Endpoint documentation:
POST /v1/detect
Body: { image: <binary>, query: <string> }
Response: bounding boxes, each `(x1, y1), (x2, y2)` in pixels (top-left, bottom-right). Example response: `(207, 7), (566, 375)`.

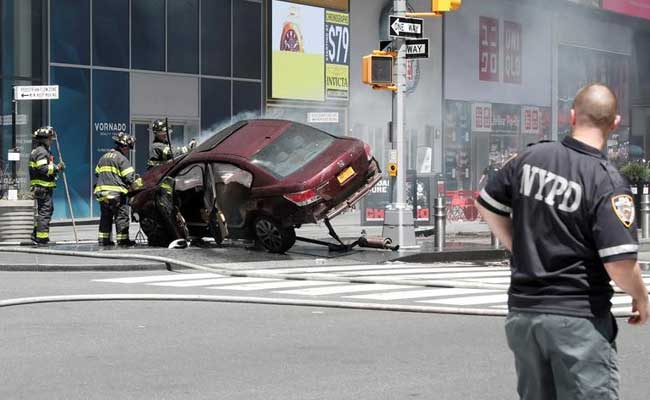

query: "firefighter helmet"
(112, 132), (136, 149)
(33, 126), (56, 139)
(152, 119), (172, 134)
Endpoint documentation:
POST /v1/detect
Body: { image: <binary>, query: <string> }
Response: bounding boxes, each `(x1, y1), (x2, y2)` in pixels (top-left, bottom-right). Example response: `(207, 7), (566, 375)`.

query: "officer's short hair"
(572, 83), (618, 131)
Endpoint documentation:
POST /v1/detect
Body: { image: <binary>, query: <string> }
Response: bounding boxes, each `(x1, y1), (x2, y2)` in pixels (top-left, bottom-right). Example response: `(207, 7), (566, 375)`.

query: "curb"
(394, 249), (508, 263)
(0, 262), (168, 272)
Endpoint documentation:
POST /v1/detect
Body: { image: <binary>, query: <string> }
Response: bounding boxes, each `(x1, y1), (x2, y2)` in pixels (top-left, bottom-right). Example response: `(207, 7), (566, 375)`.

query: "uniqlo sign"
(503, 21), (522, 84)
(472, 103), (492, 132)
(479, 17), (499, 82)
(521, 106), (540, 134)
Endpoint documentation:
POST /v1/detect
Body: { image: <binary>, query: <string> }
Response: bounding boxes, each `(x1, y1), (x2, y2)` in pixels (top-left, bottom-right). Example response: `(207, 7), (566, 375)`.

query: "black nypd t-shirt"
(477, 136), (638, 318)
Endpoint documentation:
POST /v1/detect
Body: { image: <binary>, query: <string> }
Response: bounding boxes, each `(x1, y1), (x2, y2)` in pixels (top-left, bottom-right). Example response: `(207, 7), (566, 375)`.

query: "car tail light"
(283, 188), (322, 206)
(364, 142), (372, 161)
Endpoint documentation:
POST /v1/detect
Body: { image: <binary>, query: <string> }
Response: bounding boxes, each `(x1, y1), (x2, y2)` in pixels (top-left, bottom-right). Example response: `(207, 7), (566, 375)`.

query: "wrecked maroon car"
(130, 119), (381, 253)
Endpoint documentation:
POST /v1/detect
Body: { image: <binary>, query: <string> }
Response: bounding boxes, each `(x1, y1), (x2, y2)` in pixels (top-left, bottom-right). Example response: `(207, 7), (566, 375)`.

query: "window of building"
(233, 80), (260, 117)
(201, 0), (231, 77)
(92, 0), (129, 68)
(50, 66), (91, 218)
(131, 0), (165, 71)
(233, 0), (261, 79)
(201, 78), (231, 131)
(168, 0), (198, 74)
(51, 0), (90, 65)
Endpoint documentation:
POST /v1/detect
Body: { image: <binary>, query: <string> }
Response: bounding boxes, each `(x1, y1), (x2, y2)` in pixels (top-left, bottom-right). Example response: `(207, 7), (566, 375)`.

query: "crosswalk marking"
(93, 273), (219, 284)
(277, 284), (410, 296)
(359, 271), (510, 280)
(208, 280), (338, 291)
(420, 293), (509, 306)
(336, 267), (509, 277)
(345, 288), (499, 301)
(463, 277), (511, 284)
(149, 277), (274, 287)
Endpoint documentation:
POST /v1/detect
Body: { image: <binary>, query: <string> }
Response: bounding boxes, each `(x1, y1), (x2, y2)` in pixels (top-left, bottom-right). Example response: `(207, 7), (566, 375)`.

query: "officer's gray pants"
(505, 312), (619, 400)
(32, 186), (53, 241)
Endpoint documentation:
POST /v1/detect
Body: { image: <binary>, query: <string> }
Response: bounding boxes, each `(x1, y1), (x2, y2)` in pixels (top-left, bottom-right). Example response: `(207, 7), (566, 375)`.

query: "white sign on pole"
(13, 85), (59, 101)
(307, 112), (340, 124)
(1, 114), (28, 126)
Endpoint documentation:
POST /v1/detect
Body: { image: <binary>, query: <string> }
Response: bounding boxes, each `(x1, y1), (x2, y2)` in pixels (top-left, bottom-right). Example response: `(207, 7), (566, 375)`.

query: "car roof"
(200, 119), (293, 159)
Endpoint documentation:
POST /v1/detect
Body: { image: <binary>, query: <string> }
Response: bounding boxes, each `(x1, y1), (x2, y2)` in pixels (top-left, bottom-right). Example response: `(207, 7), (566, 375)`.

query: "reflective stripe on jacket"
(29, 145), (57, 188)
(94, 149), (136, 198)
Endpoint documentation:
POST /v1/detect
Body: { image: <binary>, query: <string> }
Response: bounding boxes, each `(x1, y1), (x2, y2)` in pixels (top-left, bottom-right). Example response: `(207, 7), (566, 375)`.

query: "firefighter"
(29, 126), (64, 245)
(94, 132), (142, 246)
(147, 119), (196, 169)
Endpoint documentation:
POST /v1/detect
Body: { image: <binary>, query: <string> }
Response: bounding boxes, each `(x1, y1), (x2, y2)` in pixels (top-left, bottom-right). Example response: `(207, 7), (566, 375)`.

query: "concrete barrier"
(0, 200), (34, 242)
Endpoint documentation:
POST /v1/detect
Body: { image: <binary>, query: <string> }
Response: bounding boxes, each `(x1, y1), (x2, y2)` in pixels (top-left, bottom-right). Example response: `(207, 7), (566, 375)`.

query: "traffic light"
(362, 53), (394, 86)
(432, 0), (461, 12)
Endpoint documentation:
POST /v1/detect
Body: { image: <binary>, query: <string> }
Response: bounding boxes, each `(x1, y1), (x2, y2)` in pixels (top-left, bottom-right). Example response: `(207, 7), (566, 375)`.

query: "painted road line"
(277, 284), (410, 296)
(148, 277), (275, 287)
(462, 277), (511, 284)
(93, 273), (220, 284)
(345, 288), (500, 301)
(420, 293), (509, 306)
(242, 264), (442, 274)
(208, 280), (339, 291)
(359, 271), (510, 280)
(337, 267), (509, 277)
(610, 295), (633, 305)
(206, 259), (360, 270)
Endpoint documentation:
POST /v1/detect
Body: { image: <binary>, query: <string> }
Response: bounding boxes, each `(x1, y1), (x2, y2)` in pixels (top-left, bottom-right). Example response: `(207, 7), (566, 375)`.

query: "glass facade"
(28, 0), (265, 219)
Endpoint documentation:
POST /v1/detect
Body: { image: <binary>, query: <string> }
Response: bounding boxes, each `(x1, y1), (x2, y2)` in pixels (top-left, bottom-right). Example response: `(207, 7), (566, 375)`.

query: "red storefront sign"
(503, 21), (522, 84)
(603, 0), (650, 21)
(479, 16), (499, 82)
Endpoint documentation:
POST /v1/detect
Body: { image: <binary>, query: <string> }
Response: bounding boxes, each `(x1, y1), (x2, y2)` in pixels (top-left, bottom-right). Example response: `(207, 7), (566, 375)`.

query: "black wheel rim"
(256, 219), (283, 252)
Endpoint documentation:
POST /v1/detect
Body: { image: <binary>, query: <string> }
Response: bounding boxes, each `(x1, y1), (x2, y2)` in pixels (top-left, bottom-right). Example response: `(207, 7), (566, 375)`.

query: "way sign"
(14, 85), (59, 101)
(405, 38), (429, 59)
(389, 15), (423, 38)
(379, 38), (429, 59)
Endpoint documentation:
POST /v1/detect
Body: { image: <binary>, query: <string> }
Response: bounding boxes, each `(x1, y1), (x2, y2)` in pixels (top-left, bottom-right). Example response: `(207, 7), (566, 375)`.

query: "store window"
(233, 81), (261, 117)
(201, 78), (231, 131)
(201, 0), (231, 77)
(168, 0), (198, 74)
(132, 0), (165, 71)
(51, 0), (90, 65)
(93, 0), (129, 68)
(50, 66), (91, 218)
(233, 0), (261, 79)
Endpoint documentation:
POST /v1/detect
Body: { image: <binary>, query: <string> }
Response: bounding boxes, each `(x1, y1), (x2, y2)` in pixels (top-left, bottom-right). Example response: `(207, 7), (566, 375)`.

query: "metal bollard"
(434, 197), (446, 251)
(491, 232), (501, 249)
(641, 194), (650, 240)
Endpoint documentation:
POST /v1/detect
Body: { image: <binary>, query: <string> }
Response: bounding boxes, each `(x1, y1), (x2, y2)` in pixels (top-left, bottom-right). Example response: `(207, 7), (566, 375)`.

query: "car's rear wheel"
(254, 216), (296, 253)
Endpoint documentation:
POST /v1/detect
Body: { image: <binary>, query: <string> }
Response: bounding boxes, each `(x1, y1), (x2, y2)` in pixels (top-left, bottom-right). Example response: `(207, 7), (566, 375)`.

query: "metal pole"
(641, 193), (650, 240)
(54, 133), (79, 243)
(381, 0), (417, 248)
(434, 196), (446, 251)
(11, 86), (17, 183)
(490, 232), (499, 248)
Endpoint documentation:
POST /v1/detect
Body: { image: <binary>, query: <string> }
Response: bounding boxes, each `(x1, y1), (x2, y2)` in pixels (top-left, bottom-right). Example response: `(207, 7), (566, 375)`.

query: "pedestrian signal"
(362, 53), (394, 87)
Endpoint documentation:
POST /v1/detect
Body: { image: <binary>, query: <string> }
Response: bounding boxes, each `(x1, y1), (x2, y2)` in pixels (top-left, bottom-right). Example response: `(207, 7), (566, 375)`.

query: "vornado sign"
(94, 122), (128, 134)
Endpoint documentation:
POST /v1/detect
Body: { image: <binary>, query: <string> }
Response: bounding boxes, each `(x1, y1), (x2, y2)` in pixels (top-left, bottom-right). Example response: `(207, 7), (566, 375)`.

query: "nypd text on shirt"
(520, 164), (582, 212)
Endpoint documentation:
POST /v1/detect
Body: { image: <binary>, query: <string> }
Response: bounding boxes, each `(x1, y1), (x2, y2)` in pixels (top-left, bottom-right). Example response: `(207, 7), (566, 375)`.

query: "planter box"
(0, 200), (34, 242)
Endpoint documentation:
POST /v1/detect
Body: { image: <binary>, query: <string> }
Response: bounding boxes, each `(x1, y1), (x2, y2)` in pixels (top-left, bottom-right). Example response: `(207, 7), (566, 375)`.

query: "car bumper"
(321, 159), (382, 220)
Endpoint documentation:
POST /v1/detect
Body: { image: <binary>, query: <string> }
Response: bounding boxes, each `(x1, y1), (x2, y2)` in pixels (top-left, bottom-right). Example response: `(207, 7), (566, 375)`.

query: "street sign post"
(388, 15), (423, 38)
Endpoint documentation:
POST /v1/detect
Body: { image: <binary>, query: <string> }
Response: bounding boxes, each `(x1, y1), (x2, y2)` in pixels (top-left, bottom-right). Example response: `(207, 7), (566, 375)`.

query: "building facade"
(1, 0), (650, 222)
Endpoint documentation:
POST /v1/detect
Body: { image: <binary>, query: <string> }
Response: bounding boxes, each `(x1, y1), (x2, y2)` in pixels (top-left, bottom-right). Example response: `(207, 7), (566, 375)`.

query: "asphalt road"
(2, 268), (650, 400)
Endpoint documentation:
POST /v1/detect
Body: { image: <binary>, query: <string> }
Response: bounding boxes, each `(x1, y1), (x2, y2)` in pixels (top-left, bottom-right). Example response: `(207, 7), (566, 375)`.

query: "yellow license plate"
(337, 166), (355, 184)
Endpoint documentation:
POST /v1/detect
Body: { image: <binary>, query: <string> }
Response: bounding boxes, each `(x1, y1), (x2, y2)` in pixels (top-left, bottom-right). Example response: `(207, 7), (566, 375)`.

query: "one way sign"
(405, 38), (429, 59)
(389, 15), (423, 38)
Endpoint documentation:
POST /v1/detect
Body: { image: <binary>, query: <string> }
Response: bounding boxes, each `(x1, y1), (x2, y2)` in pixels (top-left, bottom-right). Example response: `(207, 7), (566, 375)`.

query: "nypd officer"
(147, 119), (195, 169)
(94, 132), (142, 246)
(476, 83), (649, 399)
(29, 126), (64, 245)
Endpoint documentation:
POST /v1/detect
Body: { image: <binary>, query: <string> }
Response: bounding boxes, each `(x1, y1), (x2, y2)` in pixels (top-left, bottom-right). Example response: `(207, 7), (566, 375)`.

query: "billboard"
(271, 0), (349, 102)
(603, 0), (650, 20)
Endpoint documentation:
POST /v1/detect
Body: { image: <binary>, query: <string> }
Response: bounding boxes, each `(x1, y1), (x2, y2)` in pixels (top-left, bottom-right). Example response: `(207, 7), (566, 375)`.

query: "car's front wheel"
(254, 216), (296, 253)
